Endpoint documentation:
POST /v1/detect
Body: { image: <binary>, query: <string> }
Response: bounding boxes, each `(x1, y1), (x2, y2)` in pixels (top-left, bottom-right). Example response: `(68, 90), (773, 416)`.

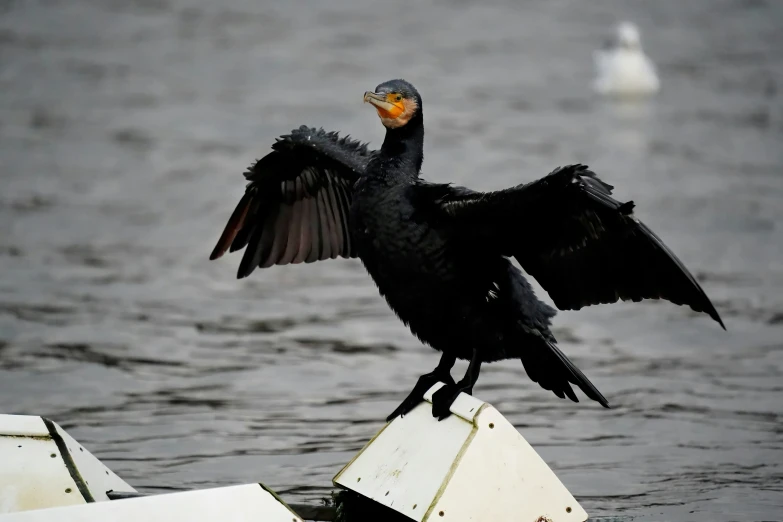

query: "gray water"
(1, 0), (782, 520)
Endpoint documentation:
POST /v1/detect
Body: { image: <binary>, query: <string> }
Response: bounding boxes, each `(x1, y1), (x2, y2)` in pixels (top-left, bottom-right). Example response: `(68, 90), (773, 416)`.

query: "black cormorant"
(210, 79), (724, 421)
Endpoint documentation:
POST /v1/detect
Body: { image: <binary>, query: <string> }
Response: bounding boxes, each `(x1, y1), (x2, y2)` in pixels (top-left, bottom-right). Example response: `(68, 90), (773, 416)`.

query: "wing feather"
(292, 177), (311, 264)
(279, 197), (302, 265)
(334, 180), (354, 255)
(261, 204), (290, 269)
(210, 126), (370, 278)
(423, 164), (724, 328)
(316, 186), (334, 260)
(256, 201), (278, 265)
(327, 176), (346, 257)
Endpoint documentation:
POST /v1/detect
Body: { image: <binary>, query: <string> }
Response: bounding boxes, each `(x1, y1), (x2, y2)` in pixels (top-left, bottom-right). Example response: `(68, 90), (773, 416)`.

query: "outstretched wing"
(210, 126), (372, 279)
(416, 164), (724, 328)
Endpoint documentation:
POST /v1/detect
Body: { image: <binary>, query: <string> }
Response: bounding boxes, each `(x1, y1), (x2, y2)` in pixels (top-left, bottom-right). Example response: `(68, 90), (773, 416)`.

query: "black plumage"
(210, 127), (369, 271)
(211, 79), (724, 421)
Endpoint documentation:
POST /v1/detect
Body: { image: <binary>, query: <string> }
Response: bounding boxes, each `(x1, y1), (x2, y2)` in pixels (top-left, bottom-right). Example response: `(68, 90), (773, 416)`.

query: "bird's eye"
(395, 94), (402, 102)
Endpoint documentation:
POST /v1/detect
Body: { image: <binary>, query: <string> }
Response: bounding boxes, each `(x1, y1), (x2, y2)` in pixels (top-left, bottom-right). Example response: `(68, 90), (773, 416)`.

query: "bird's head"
(616, 21), (642, 49)
(363, 79), (421, 129)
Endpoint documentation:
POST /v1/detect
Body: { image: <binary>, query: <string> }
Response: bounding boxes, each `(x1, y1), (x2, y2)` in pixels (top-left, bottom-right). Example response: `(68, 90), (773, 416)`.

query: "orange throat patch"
(378, 97), (418, 129)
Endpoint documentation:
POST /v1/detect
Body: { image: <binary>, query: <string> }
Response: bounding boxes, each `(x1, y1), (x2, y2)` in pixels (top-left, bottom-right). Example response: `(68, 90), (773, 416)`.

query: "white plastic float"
(0, 414), (302, 522)
(0, 414), (135, 513)
(0, 484), (303, 522)
(335, 382), (588, 522)
(0, 385), (589, 521)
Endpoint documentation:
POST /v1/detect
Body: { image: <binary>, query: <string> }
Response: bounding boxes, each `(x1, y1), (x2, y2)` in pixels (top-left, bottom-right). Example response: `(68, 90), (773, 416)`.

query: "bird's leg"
(431, 347), (482, 421)
(386, 351), (457, 422)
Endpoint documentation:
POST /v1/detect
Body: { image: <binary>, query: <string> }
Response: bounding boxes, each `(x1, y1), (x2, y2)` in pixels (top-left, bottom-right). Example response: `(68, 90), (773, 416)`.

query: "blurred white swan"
(593, 22), (660, 97)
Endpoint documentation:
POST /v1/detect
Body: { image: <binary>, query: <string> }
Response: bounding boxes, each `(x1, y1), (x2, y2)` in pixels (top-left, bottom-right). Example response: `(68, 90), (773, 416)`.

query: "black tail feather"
(520, 337), (610, 408)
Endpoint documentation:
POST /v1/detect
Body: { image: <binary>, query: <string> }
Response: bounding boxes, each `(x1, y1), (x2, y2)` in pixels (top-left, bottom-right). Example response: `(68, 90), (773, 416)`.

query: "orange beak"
(363, 91), (404, 120)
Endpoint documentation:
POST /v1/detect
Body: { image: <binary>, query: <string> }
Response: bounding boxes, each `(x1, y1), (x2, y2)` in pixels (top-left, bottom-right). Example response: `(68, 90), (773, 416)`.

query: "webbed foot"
(387, 372), (455, 422)
(431, 382), (473, 421)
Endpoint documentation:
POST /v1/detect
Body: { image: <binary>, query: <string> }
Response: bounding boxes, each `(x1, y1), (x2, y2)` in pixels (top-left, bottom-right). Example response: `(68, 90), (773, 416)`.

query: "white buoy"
(333, 383), (589, 522)
(0, 415), (303, 522)
(593, 21), (660, 97)
(0, 484), (304, 522)
(0, 415), (135, 514)
(3, 395), (591, 521)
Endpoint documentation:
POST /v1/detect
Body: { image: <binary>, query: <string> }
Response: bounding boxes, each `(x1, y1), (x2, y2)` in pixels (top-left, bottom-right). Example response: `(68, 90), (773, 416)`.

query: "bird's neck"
(378, 115), (424, 178)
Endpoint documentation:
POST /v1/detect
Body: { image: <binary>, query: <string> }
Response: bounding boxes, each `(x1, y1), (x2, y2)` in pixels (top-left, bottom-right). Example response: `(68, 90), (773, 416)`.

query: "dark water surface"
(1, 0), (782, 520)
